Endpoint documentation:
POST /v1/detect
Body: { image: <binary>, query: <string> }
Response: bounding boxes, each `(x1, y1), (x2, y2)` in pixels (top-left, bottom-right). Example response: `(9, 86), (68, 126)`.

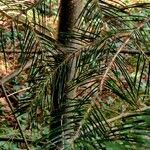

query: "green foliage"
(0, 0), (150, 149)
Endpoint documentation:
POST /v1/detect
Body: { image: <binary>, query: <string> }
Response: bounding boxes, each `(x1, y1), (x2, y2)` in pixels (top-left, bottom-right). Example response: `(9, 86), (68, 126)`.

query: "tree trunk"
(58, 0), (83, 46)
(51, 0), (83, 148)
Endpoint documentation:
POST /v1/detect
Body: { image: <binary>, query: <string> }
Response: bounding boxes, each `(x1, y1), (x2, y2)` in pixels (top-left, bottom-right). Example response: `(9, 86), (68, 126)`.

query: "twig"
(0, 59), (35, 84)
(0, 83), (30, 150)
(1, 49), (150, 55)
(0, 137), (32, 143)
(0, 50), (42, 54)
(0, 137), (45, 145)
(8, 87), (30, 97)
(0, 59), (36, 150)
(120, 50), (150, 55)
(100, 37), (131, 93)
(107, 106), (150, 123)
(86, 106), (150, 132)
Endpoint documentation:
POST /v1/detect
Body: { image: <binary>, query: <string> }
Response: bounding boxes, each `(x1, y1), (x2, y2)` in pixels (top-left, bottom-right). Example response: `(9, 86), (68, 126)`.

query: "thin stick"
(8, 87), (30, 97)
(1, 49), (150, 55)
(86, 106), (150, 132)
(0, 83), (30, 150)
(0, 137), (32, 143)
(0, 59), (35, 84)
(107, 106), (150, 123)
(0, 137), (45, 145)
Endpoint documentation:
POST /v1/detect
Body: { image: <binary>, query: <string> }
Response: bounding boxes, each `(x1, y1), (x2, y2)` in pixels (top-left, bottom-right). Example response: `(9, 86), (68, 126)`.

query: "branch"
(0, 58), (35, 84)
(0, 50), (42, 54)
(84, 106), (150, 136)
(0, 59), (37, 150)
(107, 106), (150, 123)
(0, 137), (32, 143)
(8, 87), (30, 97)
(0, 137), (45, 145)
(120, 50), (150, 55)
(0, 83), (30, 150)
(2, 49), (150, 55)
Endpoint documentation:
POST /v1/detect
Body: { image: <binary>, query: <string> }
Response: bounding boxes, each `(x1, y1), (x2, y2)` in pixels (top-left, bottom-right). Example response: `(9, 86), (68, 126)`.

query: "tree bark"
(51, 0), (83, 148)
(58, 0), (83, 47)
